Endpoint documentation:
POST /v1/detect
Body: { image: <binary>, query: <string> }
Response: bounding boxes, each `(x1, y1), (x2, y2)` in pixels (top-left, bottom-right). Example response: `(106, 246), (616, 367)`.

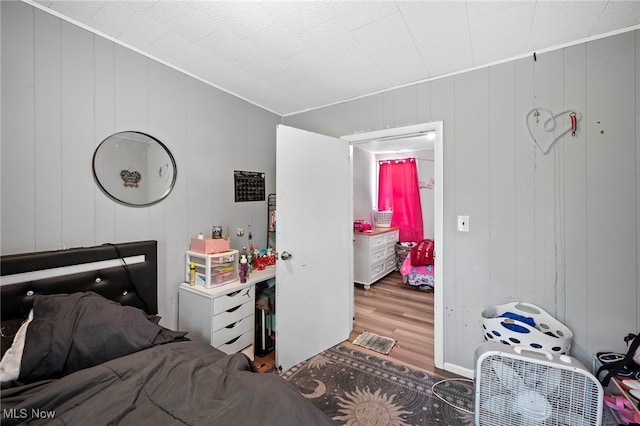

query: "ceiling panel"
(528, 1), (606, 51)
(31, 0), (640, 116)
(466, 1), (535, 65)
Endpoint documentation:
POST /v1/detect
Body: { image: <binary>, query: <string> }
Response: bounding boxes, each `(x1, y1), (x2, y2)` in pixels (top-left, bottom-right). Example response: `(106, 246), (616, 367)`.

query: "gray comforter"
(1, 340), (335, 425)
(1, 292), (335, 425)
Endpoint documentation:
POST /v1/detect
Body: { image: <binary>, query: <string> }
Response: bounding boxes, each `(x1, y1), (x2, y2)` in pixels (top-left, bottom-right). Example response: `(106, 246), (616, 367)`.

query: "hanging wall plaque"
(234, 170), (265, 202)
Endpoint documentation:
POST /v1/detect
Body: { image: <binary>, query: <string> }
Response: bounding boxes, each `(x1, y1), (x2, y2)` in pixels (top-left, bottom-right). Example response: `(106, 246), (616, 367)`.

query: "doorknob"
(280, 251), (293, 261)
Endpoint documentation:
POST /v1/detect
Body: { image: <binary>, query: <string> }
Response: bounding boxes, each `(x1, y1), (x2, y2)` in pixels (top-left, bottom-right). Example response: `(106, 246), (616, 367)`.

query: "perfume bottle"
(239, 255), (248, 283)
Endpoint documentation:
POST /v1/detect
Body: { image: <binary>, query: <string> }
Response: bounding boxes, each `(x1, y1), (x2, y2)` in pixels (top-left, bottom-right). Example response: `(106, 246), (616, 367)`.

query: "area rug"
(283, 344), (475, 425)
(352, 331), (396, 355)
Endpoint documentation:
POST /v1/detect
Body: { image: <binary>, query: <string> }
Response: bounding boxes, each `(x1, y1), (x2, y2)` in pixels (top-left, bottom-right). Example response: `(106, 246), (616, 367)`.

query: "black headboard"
(0, 240), (158, 322)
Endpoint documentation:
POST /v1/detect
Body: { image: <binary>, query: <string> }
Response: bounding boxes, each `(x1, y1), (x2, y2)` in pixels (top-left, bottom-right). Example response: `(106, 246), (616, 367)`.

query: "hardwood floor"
(348, 271), (452, 377)
(255, 271), (457, 378)
(254, 351), (277, 373)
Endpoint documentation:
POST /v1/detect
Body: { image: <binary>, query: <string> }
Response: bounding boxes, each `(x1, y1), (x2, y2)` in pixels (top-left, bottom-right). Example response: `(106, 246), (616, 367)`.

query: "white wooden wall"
(1, 2), (279, 329)
(285, 31), (640, 370)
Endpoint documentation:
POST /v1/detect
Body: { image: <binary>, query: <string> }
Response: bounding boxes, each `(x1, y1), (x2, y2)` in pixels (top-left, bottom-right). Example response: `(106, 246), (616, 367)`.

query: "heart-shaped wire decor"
(525, 107), (582, 154)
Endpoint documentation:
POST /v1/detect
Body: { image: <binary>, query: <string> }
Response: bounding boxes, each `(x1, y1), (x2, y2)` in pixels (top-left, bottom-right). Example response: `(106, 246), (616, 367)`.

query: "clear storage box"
(186, 250), (239, 288)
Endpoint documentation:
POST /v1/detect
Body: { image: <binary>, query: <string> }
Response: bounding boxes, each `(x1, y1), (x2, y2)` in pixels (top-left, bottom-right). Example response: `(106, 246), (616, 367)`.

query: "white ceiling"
(31, 0), (640, 117)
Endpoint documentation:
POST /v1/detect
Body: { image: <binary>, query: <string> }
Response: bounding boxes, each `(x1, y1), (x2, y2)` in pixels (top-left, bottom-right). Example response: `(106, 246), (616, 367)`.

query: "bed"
(0, 240), (334, 425)
(399, 239), (435, 289)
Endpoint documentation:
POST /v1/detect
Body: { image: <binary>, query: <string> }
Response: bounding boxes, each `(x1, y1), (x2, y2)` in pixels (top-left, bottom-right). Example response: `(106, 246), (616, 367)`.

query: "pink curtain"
(378, 158), (423, 242)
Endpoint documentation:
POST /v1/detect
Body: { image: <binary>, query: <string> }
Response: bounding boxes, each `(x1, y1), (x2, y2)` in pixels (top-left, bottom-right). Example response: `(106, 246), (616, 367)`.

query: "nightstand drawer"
(213, 285), (254, 312)
(385, 231), (399, 244)
(212, 300), (253, 332)
(211, 315), (253, 347)
(217, 330), (253, 355)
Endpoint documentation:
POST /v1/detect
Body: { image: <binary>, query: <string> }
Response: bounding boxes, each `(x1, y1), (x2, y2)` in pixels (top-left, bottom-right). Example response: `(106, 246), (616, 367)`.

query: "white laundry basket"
(373, 209), (393, 227)
(481, 302), (573, 354)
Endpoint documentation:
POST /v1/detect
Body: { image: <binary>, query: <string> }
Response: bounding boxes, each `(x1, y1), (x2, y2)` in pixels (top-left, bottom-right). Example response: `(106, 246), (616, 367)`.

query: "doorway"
(342, 122), (444, 370)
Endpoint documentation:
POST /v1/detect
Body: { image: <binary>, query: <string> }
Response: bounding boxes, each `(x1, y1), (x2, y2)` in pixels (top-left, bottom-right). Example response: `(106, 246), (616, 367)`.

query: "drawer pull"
(226, 321), (239, 329)
(225, 335), (241, 345)
(226, 305), (241, 313)
(227, 290), (241, 297)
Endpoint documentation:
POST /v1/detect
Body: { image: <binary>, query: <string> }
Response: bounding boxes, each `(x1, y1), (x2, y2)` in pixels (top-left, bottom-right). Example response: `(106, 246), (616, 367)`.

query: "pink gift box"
(190, 238), (230, 254)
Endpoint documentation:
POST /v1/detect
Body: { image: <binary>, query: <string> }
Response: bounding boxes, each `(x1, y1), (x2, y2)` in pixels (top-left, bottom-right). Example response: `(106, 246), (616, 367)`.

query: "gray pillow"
(19, 292), (187, 383)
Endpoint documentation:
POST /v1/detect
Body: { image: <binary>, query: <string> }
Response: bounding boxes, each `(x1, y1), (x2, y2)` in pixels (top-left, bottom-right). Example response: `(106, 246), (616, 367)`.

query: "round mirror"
(92, 131), (177, 207)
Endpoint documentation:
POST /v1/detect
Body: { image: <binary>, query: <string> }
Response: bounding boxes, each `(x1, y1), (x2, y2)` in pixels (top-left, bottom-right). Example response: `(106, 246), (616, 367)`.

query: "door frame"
(342, 121), (444, 370)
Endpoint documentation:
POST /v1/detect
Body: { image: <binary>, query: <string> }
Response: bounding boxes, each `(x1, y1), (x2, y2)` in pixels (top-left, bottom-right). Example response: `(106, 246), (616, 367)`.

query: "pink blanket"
(400, 255), (434, 277)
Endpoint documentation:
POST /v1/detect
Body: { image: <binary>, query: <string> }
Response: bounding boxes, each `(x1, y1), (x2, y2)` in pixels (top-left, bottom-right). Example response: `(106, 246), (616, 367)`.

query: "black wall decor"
(234, 170), (265, 202)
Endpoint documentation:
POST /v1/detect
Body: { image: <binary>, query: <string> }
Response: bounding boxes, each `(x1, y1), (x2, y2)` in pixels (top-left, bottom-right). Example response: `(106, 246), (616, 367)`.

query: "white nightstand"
(178, 267), (276, 360)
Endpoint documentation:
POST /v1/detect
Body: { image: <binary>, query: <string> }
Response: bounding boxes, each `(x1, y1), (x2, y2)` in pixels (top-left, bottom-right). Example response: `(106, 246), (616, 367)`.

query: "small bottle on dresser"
(189, 262), (196, 286)
(239, 255), (248, 283)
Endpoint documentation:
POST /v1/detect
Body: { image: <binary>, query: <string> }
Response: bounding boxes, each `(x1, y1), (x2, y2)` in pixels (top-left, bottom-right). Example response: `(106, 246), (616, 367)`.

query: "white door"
(275, 124), (353, 372)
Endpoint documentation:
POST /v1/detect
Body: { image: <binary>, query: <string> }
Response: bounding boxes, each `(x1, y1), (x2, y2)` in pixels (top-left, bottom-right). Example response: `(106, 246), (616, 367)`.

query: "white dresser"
(353, 227), (399, 289)
(178, 267), (275, 360)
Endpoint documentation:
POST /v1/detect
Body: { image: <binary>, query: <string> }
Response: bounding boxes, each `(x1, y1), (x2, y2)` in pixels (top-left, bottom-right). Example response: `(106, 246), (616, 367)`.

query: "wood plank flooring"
(255, 271), (457, 378)
(347, 271), (448, 376)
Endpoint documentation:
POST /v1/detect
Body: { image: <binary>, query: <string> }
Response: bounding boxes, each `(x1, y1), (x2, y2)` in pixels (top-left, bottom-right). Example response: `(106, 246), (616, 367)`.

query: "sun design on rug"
(333, 387), (412, 426)
(306, 354), (334, 369)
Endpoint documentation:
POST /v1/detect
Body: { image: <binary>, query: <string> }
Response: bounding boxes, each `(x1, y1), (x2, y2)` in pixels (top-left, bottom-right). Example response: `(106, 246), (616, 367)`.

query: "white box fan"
(475, 342), (603, 426)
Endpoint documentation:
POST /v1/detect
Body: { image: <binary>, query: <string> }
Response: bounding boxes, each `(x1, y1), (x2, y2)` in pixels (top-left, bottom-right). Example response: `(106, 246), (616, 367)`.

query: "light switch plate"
(457, 215), (469, 232)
